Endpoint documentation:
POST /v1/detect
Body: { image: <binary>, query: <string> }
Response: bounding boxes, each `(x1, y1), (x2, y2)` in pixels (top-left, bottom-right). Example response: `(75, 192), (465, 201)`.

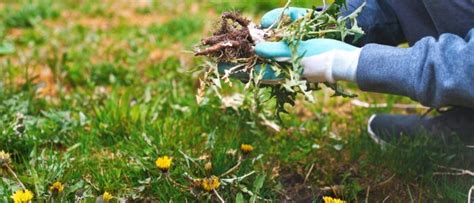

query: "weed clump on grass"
(195, 0), (365, 115)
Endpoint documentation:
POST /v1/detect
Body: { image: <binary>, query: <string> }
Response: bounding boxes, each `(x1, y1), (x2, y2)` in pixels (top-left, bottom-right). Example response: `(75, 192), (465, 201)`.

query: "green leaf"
(253, 174), (265, 192)
(235, 192), (245, 203)
(250, 174), (266, 203)
(324, 82), (357, 98)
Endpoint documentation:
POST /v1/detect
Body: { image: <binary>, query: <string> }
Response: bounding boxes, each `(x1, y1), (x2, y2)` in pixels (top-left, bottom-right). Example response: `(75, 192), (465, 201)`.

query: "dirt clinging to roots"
(195, 12), (255, 61)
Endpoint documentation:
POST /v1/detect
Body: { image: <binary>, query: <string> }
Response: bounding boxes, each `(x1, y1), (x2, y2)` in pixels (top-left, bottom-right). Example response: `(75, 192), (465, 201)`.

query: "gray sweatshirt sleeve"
(356, 29), (474, 108)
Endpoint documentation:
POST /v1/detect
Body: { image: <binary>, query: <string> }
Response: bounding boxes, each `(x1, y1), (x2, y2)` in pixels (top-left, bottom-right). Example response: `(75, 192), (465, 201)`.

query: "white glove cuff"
(331, 48), (361, 82)
(300, 51), (337, 83)
(275, 48), (361, 83)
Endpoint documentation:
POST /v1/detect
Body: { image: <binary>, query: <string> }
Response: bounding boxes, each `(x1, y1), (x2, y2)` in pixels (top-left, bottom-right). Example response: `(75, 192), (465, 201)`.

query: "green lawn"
(0, 0), (472, 202)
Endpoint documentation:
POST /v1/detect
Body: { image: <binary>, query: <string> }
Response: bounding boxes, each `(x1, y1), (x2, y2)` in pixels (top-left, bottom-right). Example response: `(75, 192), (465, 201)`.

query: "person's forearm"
(356, 29), (474, 108)
(342, 0), (405, 46)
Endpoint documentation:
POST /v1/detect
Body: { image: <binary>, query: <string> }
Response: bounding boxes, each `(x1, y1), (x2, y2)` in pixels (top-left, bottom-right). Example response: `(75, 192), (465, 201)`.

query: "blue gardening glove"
(261, 7), (309, 28)
(258, 7), (362, 83)
(255, 39), (361, 83)
(218, 7), (361, 84)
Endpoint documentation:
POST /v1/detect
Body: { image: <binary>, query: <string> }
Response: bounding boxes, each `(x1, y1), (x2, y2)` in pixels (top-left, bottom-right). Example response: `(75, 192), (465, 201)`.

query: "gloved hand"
(218, 7), (361, 84)
(258, 7), (361, 83)
(217, 8), (308, 84)
(255, 39), (361, 83)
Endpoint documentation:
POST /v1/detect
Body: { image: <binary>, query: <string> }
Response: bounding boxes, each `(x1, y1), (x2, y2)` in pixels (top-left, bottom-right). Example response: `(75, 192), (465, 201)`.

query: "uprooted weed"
(196, 12), (255, 61)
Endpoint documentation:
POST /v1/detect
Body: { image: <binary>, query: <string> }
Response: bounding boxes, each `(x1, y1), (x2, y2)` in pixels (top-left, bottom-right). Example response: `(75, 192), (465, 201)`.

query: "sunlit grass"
(0, 0), (471, 202)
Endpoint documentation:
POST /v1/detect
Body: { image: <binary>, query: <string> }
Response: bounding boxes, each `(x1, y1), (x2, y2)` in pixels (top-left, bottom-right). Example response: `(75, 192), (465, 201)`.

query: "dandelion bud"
(0, 150), (11, 166)
(49, 181), (64, 193)
(240, 144), (254, 154)
(204, 162), (212, 171)
(102, 191), (113, 202)
(155, 156), (172, 172)
(201, 176), (220, 192)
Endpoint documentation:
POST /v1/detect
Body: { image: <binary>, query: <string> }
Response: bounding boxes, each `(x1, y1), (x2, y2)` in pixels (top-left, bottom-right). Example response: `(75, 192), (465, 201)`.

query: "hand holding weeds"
(215, 7), (310, 85)
(235, 7), (361, 83)
(255, 39), (361, 83)
(195, 1), (365, 113)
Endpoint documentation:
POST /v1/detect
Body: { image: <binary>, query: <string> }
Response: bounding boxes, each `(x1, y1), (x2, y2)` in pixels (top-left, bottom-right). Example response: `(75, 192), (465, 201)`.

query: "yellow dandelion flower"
(102, 191), (113, 202)
(204, 162), (212, 171)
(240, 144), (254, 154)
(323, 196), (346, 203)
(11, 189), (34, 203)
(49, 181), (64, 193)
(201, 176), (220, 191)
(155, 156), (172, 172)
(0, 150), (11, 165)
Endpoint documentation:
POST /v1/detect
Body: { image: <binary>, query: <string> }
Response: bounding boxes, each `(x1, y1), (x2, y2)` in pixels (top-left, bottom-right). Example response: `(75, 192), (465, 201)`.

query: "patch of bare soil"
(273, 143), (426, 202)
(7, 28), (24, 38)
(35, 66), (57, 98)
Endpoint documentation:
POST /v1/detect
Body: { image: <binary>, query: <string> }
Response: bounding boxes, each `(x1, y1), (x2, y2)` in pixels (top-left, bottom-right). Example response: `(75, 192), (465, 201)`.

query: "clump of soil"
(195, 12), (256, 61)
